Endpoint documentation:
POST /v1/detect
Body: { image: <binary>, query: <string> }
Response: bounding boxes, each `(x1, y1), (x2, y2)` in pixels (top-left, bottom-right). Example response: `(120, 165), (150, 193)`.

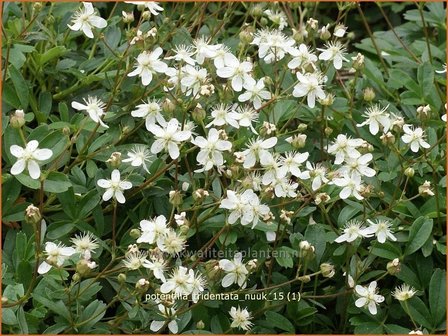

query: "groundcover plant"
(1, 1), (447, 334)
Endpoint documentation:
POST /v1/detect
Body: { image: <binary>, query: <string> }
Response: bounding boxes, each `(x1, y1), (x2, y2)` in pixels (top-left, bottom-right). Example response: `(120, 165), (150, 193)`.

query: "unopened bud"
(118, 273), (127, 284)
(72, 273), (81, 282)
(106, 152), (122, 168)
(135, 278), (150, 292)
(298, 275), (311, 283)
(352, 53), (365, 71)
(169, 190), (183, 206)
(320, 263), (335, 278)
(387, 258), (401, 275)
(324, 127), (333, 136)
(76, 259), (92, 277)
(404, 167), (415, 178)
(380, 132), (395, 145)
(122, 11), (134, 23)
(196, 320), (205, 330)
(162, 98), (176, 114)
(363, 88), (375, 102)
(192, 103), (206, 124)
(319, 93), (334, 106)
(141, 11), (151, 20)
(10, 109), (26, 128)
(319, 24), (331, 40)
(25, 204), (41, 224)
(419, 181), (434, 196)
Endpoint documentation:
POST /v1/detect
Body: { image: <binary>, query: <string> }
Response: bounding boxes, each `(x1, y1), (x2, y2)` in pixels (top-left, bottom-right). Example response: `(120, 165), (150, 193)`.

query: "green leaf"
(265, 311), (295, 333)
(429, 269), (446, 327)
(78, 300), (107, 330)
(274, 246), (295, 268)
(43, 172), (72, 193)
(17, 306), (29, 334)
(405, 216), (433, 256)
(37, 46), (67, 66)
(8, 65), (29, 109)
(403, 296), (432, 329)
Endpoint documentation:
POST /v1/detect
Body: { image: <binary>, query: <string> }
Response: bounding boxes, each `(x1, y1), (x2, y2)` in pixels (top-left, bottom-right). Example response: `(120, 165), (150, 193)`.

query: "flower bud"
(196, 321), (205, 330)
(320, 263), (335, 278)
(192, 103), (206, 124)
(419, 181), (434, 196)
(250, 4), (264, 17)
(130, 228), (141, 239)
(315, 193), (330, 205)
(118, 273), (127, 284)
(193, 189), (209, 202)
(122, 11), (134, 23)
(351, 53), (365, 71)
(324, 127), (333, 136)
(387, 258), (401, 275)
(260, 17), (268, 26)
(72, 273), (81, 282)
(106, 152), (122, 168)
(347, 32), (355, 40)
(298, 275), (311, 283)
(306, 18), (318, 30)
(76, 259), (92, 277)
(299, 240), (315, 258)
(142, 11), (151, 20)
(404, 167), (415, 178)
(286, 134), (307, 149)
(162, 98), (176, 114)
(10, 109), (26, 128)
(319, 93), (334, 106)
(239, 27), (254, 44)
(25, 204), (41, 225)
(2, 297), (9, 304)
(135, 278), (150, 292)
(260, 121), (276, 136)
(319, 24), (331, 40)
(169, 190), (183, 206)
(380, 132), (395, 145)
(363, 87), (375, 102)
(247, 259), (258, 271)
(417, 104), (431, 120)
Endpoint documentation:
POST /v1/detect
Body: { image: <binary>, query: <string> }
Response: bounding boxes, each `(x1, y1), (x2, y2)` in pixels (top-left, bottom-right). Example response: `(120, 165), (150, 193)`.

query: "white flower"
(357, 104), (391, 135)
(219, 252), (248, 288)
(137, 215), (169, 244)
(278, 151), (310, 178)
(97, 169), (132, 204)
(122, 145), (153, 173)
(10, 140), (53, 180)
(334, 219), (372, 243)
(273, 177), (298, 198)
(287, 43), (318, 70)
(68, 2), (107, 39)
(392, 284), (417, 301)
(409, 330), (423, 335)
(38, 242), (76, 274)
(216, 53), (253, 92)
(71, 96), (108, 128)
(70, 232), (99, 260)
(220, 189), (269, 228)
(206, 104), (240, 129)
(123, 250), (147, 270)
(180, 65), (208, 96)
(148, 118), (191, 159)
(293, 72), (326, 108)
(165, 44), (196, 65)
(193, 36), (222, 65)
(229, 306), (253, 331)
(337, 153), (376, 179)
(191, 128), (232, 172)
(327, 134), (363, 164)
(299, 162), (329, 191)
(157, 230), (186, 255)
(130, 99), (165, 130)
(264, 9), (288, 30)
(364, 219), (397, 244)
(212, 45), (232, 69)
(235, 105), (259, 133)
(333, 173), (364, 200)
(160, 266), (194, 296)
(150, 304), (178, 334)
(238, 77), (271, 109)
(190, 270), (206, 303)
(355, 281), (385, 315)
(251, 29), (295, 63)
(128, 48), (168, 86)
(240, 137), (277, 168)
(143, 256), (167, 282)
(125, 1), (163, 16)
(317, 41), (348, 70)
(401, 124), (430, 153)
